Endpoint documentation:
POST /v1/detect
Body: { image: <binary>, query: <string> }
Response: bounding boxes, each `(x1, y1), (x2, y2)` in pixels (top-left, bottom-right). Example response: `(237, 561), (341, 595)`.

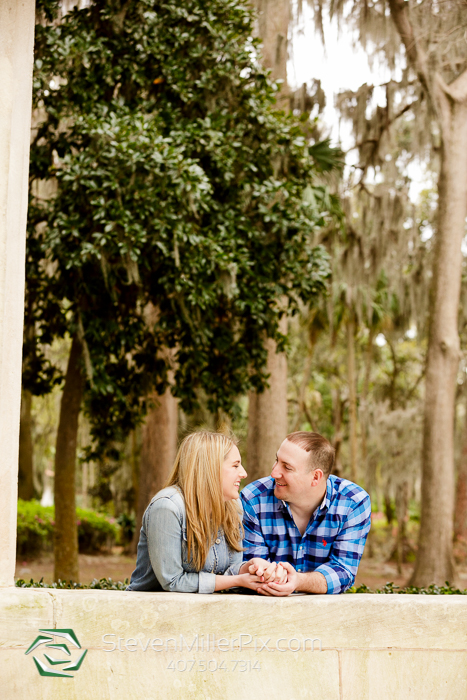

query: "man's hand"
(256, 561), (298, 596)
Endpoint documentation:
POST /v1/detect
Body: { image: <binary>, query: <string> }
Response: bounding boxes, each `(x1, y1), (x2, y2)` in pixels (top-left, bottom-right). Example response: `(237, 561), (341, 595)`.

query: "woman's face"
(221, 445), (247, 501)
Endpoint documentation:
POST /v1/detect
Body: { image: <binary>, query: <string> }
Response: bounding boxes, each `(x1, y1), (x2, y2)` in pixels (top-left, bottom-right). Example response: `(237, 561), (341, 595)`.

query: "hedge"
(17, 499), (120, 556)
(13, 577), (467, 594)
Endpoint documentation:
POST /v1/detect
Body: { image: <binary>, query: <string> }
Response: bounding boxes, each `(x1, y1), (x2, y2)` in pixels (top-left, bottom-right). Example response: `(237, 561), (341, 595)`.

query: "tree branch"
(388, 0), (431, 95)
(437, 67), (467, 104)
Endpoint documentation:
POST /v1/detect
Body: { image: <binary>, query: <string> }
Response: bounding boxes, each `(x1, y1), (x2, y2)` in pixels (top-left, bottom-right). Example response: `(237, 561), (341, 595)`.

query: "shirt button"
(215, 538), (221, 544)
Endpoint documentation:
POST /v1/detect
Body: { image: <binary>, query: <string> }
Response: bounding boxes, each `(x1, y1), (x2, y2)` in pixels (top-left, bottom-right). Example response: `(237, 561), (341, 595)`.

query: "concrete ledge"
(1, 589), (466, 699)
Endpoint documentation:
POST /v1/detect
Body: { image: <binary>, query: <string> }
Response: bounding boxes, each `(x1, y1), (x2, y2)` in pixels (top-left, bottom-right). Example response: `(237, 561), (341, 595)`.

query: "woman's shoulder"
(148, 486), (185, 513)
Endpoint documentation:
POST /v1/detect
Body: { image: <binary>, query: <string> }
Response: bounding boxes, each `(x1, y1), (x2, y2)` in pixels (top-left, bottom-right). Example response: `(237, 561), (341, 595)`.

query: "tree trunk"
(18, 389), (34, 500)
(410, 95), (467, 586)
(384, 492), (394, 526)
(331, 387), (344, 477)
(454, 397), (467, 542)
(347, 312), (358, 483)
(293, 351), (313, 431)
(252, 0), (290, 106)
(246, 1), (290, 482)
(395, 481), (410, 574)
(131, 427), (140, 514)
(54, 335), (84, 583)
(360, 329), (374, 491)
(131, 388), (178, 552)
(246, 334), (288, 483)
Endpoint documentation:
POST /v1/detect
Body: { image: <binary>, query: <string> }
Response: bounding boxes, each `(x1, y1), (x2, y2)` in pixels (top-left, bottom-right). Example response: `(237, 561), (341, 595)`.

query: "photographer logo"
(25, 629), (87, 678)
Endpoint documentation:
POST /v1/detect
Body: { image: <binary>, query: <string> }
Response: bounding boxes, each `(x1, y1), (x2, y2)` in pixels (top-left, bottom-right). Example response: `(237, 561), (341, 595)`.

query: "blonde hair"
(164, 431), (243, 571)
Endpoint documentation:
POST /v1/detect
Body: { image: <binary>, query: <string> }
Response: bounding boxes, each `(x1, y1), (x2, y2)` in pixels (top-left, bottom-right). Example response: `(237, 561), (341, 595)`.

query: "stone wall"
(1, 588), (466, 699)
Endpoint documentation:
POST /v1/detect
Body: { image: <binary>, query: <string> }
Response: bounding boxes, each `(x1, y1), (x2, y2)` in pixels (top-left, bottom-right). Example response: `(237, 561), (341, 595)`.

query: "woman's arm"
(214, 572), (263, 592)
(146, 498), (216, 594)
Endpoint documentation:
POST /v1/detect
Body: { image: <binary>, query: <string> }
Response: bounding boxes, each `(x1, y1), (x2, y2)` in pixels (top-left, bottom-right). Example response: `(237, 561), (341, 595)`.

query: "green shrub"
(17, 500), (54, 557)
(15, 577), (128, 589)
(14, 575), (467, 595)
(17, 500), (119, 557)
(346, 581), (467, 594)
(76, 508), (118, 554)
(116, 512), (136, 547)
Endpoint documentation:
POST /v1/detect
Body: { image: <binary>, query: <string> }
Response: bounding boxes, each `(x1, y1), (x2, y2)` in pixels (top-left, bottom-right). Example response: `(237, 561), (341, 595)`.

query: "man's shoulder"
(329, 474), (370, 508)
(240, 476), (275, 504)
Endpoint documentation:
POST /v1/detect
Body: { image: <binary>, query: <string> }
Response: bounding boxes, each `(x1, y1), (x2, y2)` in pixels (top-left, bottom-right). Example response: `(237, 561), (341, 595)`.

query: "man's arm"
(313, 492), (371, 594)
(258, 492), (371, 596)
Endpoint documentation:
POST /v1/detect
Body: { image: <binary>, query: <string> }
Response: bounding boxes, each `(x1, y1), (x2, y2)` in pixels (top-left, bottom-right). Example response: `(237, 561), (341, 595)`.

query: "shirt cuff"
(198, 571), (216, 594)
(313, 564), (347, 595)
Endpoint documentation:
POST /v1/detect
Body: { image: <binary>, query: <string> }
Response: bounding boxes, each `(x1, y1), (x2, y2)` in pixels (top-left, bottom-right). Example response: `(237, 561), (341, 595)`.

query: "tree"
(301, 0), (467, 585)
(246, 0), (290, 483)
(29, 0), (331, 580)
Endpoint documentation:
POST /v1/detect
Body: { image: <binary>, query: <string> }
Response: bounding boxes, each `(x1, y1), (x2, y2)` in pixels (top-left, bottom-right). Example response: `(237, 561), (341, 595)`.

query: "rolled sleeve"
(198, 571), (216, 594)
(315, 493), (372, 594)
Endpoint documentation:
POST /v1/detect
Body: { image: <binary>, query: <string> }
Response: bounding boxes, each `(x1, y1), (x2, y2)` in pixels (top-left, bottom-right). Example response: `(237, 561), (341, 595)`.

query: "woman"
(127, 431), (269, 593)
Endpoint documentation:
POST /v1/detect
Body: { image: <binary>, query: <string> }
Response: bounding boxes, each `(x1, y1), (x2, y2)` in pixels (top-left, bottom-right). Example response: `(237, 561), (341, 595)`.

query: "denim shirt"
(127, 486), (243, 594)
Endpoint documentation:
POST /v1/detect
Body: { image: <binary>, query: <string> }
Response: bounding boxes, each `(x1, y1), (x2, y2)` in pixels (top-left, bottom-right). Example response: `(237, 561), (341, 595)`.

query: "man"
(240, 431), (371, 595)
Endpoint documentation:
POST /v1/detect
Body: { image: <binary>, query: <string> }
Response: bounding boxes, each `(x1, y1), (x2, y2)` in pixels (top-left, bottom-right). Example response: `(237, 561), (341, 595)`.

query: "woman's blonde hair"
(164, 431), (243, 571)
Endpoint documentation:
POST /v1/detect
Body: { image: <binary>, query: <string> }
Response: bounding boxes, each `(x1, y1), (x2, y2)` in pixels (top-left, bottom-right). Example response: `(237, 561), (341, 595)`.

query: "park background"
(16, 0), (467, 593)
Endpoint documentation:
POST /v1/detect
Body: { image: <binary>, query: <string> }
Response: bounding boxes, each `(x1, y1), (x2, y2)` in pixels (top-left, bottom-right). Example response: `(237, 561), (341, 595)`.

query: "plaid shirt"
(240, 474), (371, 594)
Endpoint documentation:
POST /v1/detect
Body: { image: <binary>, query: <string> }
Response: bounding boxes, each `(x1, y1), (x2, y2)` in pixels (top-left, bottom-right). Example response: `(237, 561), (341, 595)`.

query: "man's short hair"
(286, 431), (335, 478)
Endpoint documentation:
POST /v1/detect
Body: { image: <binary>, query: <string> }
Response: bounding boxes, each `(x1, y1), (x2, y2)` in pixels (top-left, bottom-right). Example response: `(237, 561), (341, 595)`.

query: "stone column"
(0, 0), (36, 587)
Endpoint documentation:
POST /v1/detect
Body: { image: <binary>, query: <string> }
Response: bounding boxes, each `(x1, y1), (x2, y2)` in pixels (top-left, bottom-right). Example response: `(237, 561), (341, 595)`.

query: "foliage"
(27, 0), (333, 460)
(14, 576), (467, 593)
(17, 500), (54, 557)
(347, 582), (467, 595)
(15, 576), (128, 590)
(76, 507), (118, 554)
(116, 512), (136, 547)
(16, 500), (119, 556)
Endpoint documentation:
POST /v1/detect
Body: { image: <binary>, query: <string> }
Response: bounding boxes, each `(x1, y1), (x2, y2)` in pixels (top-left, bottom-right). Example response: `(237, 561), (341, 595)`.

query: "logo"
(25, 629), (87, 678)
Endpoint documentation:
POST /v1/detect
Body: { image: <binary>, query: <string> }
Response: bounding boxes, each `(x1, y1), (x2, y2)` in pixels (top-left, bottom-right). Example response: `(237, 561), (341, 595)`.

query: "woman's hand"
(240, 557), (274, 581)
(241, 558), (287, 584)
(236, 572), (266, 591)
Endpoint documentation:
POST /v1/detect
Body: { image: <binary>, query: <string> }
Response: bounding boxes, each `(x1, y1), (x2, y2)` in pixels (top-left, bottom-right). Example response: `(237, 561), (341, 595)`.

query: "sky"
(287, 4), (429, 202)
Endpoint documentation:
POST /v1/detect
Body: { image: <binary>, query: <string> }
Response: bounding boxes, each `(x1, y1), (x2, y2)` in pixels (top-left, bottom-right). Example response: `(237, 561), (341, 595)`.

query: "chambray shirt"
(240, 475), (371, 594)
(127, 486), (243, 594)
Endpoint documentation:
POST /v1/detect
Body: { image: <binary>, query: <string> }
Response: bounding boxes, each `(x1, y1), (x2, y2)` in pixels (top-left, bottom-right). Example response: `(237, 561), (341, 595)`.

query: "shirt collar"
(322, 476), (333, 512)
(276, 476), (333, 513)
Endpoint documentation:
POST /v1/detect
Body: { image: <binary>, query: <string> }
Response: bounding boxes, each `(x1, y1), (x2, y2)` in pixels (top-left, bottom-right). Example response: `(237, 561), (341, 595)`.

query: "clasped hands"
(240, 558), (299, 596)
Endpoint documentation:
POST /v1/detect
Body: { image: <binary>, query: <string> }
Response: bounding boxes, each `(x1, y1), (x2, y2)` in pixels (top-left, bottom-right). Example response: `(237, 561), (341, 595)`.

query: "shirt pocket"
(181, 527), (198, 573)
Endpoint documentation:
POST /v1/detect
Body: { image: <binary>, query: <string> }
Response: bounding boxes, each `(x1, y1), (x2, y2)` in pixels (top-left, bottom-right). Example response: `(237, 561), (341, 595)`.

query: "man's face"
(271, 439), (314, 503)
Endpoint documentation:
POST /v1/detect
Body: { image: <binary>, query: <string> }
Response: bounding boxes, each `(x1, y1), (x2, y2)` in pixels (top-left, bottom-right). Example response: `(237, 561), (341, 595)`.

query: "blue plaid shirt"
(240, 474), (371, 594)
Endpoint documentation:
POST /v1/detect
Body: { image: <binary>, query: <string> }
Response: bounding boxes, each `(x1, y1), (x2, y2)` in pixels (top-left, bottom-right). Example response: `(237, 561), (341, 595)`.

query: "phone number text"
(167, 659), (261, 672)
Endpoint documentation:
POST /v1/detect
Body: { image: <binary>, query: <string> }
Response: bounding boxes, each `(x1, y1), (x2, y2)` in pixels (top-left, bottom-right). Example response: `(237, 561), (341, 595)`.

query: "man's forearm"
(295, 571), (327, 594)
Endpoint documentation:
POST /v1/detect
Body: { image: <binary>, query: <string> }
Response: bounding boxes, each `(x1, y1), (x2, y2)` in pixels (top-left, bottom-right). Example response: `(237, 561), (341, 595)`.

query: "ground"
(14, 549), (415, 588)
(14, 514), (467, 589)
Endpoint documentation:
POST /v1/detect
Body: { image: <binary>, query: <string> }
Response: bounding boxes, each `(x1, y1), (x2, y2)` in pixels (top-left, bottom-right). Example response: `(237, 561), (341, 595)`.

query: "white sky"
(288, 4), (429, 201)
